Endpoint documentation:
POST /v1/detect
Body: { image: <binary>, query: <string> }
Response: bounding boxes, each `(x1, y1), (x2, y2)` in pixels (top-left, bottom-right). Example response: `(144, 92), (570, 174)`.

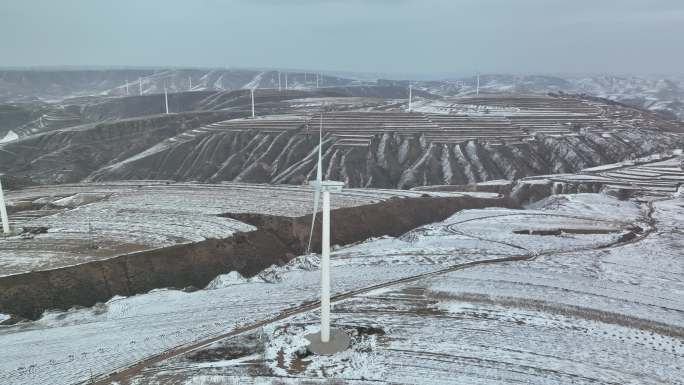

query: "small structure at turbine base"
(305, 328), (351, 355)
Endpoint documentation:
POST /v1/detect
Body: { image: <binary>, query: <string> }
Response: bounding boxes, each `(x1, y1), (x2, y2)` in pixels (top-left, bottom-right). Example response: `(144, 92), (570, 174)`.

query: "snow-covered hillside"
(421, 74), (684, 121)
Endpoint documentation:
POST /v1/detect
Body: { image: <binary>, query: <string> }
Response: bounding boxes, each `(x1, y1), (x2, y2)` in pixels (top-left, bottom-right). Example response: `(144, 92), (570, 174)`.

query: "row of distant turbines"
(123, 71), (329, 116)
(120, 71), (482, 116)
(122, 71), (326, 97)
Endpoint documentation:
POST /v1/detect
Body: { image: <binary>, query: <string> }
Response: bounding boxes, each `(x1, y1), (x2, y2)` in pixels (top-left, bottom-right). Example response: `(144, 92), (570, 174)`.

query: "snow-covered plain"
(1, 191), (680, 385)
(1, 182), (483, 276)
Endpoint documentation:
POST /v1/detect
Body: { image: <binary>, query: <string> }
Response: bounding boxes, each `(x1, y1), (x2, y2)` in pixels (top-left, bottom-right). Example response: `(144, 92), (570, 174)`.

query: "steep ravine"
(0, 195), (507, 320)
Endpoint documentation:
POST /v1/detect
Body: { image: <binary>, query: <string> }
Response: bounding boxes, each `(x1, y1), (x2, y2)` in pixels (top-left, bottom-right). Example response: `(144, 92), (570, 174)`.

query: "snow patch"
(0, 130), (18, 144)
(51, 193), (109, 208)
(204, 271), (264, 289)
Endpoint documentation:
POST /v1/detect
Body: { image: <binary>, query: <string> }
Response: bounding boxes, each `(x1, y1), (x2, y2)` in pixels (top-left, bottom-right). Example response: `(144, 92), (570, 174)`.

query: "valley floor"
(0, 193), (682, 385)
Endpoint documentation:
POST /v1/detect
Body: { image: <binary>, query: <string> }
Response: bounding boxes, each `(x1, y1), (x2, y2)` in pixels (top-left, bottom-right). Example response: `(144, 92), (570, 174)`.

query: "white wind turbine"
(304, 108), (349, 355)
(250, 88), (256, 119)
(408, 83), (413, 112)
(0, 176), (10, 235)
(164, 81), (170, 114)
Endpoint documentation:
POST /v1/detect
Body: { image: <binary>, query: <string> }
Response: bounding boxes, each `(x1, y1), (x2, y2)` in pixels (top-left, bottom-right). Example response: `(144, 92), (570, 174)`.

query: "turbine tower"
(164, 82), (170, 114)
(139, 77), (143, 96)
(305, 109), (350, 355)
(188, 76), (192, 91)
(408, 83), (413, 112)
(278, 71), (282, 91)
(476, 73), (480, 96)
(0, 176), (10, 235)
(285, 72), (288, 90)
(125, 78), (129, 96)
(251, 88), (255, 119)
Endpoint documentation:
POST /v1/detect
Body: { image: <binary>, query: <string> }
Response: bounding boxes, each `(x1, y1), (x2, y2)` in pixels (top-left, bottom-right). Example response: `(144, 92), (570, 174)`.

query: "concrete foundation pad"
(305, 329), (351, 355)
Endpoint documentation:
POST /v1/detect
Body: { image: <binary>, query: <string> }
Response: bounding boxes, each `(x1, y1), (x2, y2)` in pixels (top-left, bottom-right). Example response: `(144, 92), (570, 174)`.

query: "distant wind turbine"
(0, 176), (10, 234)
(285, 72), (288, 90)
(251, 88), (255, 119)
(278, 71), (282, 91)
(125, 78), (129, 96)
(188, 76), (192, 91)
(408, 83), (413, 112)
(476, 73), (480, 96)
(164, 82), (170, 114)
(139, 77), (143, 96)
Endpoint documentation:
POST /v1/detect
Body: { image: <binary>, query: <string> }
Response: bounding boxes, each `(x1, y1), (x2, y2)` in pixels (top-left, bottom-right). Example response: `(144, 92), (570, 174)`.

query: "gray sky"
(1, 0), (683, 76)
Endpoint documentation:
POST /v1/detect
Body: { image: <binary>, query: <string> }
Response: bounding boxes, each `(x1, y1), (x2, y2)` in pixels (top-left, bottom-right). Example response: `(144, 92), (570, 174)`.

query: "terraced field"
(81, 95), (684, 189)
(517, 152), (684, 196)
(3, 93), (683, 189)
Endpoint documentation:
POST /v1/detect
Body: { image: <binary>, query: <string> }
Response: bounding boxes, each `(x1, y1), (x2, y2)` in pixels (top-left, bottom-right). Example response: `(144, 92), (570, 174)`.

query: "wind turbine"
(139, 77), (143, 96)
(285, 72), (288, 90)
(164, 82), (170, 114)
(278, 71), (282, 91)
(408, 83), (413, 112)
(125, 78), (129, 96)
(188, 76), (192, 91)
(305, 109), (350, 355)
(476, 73), (480, 96)
(316, 73), (320, 88)
(0, 176), (10, 235)
(250, 88), (256, 119)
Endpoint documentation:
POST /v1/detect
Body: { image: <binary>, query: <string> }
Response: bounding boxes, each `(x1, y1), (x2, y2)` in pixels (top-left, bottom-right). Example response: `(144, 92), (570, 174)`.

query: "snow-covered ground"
(2, 191), (680, 385)
(126, 194), (682, 385)
(0, 182), (488, 276)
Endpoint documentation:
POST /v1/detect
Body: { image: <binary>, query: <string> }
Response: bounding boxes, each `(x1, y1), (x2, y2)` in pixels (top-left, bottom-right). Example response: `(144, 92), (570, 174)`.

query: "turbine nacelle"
(309, 180), (344, 192)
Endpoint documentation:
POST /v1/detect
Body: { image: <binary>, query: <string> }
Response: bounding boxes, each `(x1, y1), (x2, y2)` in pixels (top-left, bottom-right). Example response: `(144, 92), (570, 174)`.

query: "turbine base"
(305, 328), (351, 355)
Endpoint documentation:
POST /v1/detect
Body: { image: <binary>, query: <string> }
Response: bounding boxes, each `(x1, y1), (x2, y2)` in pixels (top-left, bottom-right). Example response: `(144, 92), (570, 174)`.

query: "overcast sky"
(1, 0), (683, 76)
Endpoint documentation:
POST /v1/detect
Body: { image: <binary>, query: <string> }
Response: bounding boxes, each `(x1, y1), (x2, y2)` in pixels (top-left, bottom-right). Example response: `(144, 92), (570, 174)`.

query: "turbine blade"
(306, 186), (321, 254)
(317, 111), (323, 182)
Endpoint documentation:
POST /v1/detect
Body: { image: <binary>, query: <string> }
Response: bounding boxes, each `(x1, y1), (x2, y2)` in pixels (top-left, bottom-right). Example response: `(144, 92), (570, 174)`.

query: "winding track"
(92, 198), (664, 385)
